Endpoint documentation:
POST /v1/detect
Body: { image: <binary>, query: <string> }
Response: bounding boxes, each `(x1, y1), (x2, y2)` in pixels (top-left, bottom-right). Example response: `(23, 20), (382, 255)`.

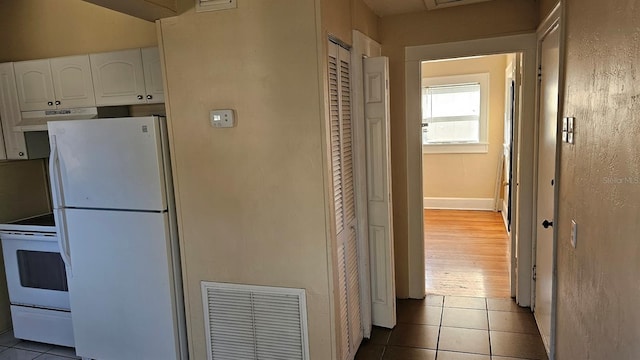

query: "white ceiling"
(363, 0), (493, 17)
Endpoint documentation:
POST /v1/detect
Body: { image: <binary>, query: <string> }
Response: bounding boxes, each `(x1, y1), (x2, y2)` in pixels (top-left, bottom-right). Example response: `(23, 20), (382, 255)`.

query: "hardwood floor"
(424, 209), (510, 298)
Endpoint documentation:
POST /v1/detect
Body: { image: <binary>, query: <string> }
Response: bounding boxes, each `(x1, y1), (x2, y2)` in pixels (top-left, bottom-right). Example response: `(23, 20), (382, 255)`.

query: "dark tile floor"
(356, 295), (548, 360)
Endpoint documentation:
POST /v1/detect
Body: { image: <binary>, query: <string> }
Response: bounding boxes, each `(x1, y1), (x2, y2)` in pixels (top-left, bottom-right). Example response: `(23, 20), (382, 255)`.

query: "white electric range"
(0, 213), (74, 347)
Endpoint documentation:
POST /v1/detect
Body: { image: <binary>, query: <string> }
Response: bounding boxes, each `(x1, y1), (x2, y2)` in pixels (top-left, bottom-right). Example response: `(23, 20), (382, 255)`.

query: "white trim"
(423, 142), (488, 154)
(423, 197), (499, 211)
(502, 198), (510, 230)
(405, 33), (538, 304)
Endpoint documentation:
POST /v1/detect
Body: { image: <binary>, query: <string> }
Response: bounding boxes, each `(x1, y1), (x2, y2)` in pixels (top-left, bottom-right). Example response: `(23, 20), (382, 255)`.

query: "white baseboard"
(423, 197), (499, 211)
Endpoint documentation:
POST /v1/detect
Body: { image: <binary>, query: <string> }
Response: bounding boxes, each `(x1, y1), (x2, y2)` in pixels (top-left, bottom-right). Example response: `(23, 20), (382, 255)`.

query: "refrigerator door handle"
(49, 135), (72, 274)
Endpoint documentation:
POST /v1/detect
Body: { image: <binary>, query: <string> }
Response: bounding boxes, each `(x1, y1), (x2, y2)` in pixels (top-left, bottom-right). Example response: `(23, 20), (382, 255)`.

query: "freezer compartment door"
(65, 209), (183, 360)
(49, 116), (167, 211)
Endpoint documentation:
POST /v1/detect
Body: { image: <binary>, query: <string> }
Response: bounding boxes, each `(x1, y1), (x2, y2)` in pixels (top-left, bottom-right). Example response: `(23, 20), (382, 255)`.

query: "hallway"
(356, 295), (548, 360)
(424, 210), (510, 298)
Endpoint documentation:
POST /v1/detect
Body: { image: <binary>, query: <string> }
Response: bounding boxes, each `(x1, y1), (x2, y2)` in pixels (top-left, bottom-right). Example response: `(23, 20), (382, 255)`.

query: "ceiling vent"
(196, 0), (237, 13)
(202, 282), (310, 360)
(424, 0), (492, 10)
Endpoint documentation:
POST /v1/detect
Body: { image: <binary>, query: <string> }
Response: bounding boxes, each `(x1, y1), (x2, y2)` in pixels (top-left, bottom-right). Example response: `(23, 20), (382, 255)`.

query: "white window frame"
(422, 72), (490, 154)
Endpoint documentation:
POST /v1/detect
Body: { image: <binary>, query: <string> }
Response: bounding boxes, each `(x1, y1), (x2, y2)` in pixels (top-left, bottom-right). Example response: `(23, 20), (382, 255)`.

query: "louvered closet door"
(328, 41), (362, 360)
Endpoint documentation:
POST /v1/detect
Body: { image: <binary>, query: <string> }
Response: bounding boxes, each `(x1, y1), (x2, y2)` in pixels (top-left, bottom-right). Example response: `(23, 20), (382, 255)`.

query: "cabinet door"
(0, 63), (28, 159)
(50, 55), (96, 109)
(141, 47), (164, 104)
(90, 49), (147, 106)
(13, 60), (56, 111)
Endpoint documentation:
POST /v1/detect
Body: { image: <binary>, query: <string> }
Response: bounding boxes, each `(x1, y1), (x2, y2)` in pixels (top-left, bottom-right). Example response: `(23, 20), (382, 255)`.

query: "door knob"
(542, 219), (553, 228)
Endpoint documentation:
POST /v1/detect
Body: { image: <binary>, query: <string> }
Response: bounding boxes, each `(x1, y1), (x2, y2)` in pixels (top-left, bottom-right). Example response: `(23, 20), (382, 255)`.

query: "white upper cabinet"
(14, 56), (95, 111)
(0, 63), (28, 159)
(141, 47), (164, 104)
(90, 49), (148, 106)
(50, 55), (96, 109)
(13, 60), (55, 111)
(91, 48), (165, 106)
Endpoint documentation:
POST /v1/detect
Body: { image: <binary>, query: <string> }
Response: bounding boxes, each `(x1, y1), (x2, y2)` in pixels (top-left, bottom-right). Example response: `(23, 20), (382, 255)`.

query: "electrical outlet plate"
(210, 109), (235, 128)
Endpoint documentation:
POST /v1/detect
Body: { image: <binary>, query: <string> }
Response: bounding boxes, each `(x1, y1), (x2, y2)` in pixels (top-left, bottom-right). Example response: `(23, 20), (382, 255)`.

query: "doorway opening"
(420, 53), (519, 298)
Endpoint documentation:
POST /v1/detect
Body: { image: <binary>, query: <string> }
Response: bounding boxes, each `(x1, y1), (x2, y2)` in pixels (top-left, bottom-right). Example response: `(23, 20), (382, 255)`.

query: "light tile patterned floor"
(356, 295), (548, 360)
(0, 331), (79, 360)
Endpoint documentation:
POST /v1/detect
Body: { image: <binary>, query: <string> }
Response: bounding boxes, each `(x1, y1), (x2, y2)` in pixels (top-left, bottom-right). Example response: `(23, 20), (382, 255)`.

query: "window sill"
(422, 142), (489, 154)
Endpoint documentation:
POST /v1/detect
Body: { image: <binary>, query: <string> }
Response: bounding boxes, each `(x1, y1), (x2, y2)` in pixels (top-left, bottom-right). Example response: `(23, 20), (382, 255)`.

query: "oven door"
(0, 232), (70, 311)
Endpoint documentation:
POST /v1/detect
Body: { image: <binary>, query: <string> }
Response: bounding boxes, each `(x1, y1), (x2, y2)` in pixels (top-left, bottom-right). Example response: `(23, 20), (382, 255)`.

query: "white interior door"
(363, 56), (396, 329)
(534, 23), (560, 352)
(329, 41), (362, 360)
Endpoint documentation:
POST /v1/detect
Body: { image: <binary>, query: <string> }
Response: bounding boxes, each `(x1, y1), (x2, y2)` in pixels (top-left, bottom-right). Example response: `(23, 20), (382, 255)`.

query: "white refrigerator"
(48, 116), (188, 360)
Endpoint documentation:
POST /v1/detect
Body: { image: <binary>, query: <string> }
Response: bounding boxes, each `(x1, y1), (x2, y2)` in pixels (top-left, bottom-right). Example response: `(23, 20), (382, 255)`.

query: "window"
(422, 73), (489, 153)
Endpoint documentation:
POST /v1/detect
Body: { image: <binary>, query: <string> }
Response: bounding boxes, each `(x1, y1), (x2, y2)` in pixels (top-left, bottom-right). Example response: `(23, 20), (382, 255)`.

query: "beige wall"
(555, 0), (640, 358)
(422, 55), (507, 199)
(0, 0), (157, 62)
(0, 160), (52, 333)
(379, 0), (538, 297)
(158, 1), (335, 358)
(322, 0), (380, 45)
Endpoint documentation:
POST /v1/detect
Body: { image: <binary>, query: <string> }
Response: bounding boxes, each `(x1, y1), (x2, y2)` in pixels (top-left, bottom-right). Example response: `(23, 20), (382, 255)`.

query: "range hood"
(15, 107), (98, 132)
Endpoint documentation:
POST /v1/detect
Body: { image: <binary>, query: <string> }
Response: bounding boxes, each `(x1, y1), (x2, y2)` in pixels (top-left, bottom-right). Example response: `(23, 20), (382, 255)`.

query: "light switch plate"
(210, 109), (235, 128)
(571, 220), (577, 248)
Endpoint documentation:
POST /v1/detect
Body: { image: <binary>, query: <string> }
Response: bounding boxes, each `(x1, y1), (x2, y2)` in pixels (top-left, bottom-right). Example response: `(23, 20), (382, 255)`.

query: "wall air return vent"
(424, 0), (492, 10)
(196, 0), (237, 13)
(201, 282), (310, 360)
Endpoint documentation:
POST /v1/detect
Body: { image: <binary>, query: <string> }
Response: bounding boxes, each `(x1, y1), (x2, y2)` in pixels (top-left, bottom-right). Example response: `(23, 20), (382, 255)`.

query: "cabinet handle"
(55, 100), (61, 106)
(146, 95), (153, 100)
(18, 152), (25, 157)
(137, 95), (144, 100)
(47, 101), (54, 106)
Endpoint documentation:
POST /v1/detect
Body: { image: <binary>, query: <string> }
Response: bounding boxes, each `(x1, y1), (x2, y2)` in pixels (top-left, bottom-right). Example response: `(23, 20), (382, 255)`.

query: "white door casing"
(534, 19), (561, 355)
(405, 34), (538, 303)
(363, 56), (396, 329)
(328, 41), (362, 360)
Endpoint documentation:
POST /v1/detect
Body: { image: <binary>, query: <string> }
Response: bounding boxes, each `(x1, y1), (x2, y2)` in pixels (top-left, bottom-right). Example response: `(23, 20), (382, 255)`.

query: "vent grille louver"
(196, 0), (237, 13)
(202, 282), (309, 360)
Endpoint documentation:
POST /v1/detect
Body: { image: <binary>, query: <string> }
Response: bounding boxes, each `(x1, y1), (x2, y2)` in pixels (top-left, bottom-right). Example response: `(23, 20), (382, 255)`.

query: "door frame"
(533, 3), (564, 359)
(351, 30), (382, 338)
(405, 33), (538, 303)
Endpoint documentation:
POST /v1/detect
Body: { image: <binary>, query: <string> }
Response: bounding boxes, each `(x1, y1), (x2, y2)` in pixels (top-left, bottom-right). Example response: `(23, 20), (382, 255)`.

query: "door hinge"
(537, 66), (542, 81)
(532, 265), (537, 281)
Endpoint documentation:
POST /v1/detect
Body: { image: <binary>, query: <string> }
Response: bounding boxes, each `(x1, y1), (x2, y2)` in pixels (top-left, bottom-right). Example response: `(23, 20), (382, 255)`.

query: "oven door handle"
(50, 136), (72, 275)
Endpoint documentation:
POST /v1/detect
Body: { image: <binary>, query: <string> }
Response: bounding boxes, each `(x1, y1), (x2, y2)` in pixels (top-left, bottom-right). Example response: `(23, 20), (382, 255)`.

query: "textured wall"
(556, 0), (640, 358)
(159, 1), (334, 358)
(379, 0), (538, 297)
